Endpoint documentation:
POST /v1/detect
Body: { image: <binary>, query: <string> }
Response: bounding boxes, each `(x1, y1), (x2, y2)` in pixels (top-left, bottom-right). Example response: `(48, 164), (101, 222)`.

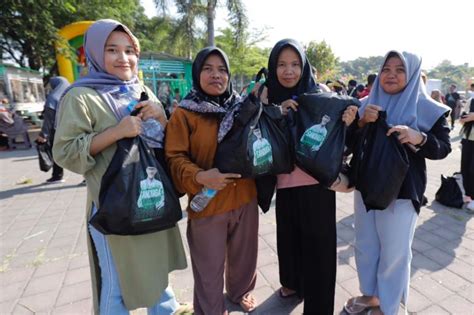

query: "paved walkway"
(1, 126), (473, 314)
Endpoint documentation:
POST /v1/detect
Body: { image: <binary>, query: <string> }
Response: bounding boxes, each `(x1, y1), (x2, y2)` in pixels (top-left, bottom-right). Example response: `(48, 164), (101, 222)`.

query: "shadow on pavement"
(411, 199), (472, 274)
(0, 182), (81, 200)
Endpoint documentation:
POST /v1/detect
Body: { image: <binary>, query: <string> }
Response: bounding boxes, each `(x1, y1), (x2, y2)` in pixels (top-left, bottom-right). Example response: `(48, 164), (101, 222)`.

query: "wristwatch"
(415, 132), (428, 148)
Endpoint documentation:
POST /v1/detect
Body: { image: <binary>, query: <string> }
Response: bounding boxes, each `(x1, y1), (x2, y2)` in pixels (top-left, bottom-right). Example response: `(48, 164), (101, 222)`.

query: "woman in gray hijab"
(53, 19), (187, 315)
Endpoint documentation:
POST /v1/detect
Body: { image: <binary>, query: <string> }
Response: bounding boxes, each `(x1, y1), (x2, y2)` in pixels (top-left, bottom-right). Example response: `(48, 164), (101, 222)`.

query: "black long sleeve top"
(398, 115), (451, 213)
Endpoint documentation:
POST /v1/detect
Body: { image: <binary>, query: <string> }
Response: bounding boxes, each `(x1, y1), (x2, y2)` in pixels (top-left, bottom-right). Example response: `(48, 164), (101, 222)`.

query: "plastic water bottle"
(190, 188), (217, 212)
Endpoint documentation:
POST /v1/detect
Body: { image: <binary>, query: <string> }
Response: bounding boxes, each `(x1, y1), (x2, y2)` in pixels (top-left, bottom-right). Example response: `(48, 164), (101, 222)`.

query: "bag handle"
(249, 85), (266, 130)
(255, 67), (268, 82)
(130, 92), (149, 116)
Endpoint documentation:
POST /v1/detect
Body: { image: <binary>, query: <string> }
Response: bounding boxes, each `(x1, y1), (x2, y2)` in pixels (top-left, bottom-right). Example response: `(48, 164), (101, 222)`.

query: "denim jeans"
(89, 210), (179, 315)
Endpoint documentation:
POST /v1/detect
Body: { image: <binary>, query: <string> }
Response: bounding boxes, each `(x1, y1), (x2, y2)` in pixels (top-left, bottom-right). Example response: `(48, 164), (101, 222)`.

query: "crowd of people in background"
(2, 18), (474, 315)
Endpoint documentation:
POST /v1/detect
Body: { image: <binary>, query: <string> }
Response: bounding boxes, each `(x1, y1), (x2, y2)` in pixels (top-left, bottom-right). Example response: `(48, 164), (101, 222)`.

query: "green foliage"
(1, 0), (144, 73)
(427, 60), (474, 93)
(215, 27), (268, 91)
(340, 56), (384, 83)
(305, 41), (339, 83)
(154, 0), (247, 50)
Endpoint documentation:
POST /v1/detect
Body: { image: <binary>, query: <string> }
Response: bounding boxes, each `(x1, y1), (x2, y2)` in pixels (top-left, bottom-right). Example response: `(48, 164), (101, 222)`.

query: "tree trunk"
(207, 0), (216, 46)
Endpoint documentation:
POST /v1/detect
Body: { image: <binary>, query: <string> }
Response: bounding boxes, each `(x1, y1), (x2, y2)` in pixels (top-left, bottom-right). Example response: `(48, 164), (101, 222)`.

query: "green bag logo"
(300, 114), (331, 152)
(136, 166), (165, 221)
(252, 128), (273, 173)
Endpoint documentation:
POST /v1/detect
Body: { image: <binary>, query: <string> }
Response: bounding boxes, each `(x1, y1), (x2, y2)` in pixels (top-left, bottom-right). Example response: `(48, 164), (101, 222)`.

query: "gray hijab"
(59, 19), (142, 120)
(361, 50), (450, 132)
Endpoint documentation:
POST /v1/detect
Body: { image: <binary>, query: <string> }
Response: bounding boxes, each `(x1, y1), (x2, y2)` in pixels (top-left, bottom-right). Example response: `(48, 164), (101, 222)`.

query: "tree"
(428, 60), (474, 92)
(305, 41), (340, 83)
(339, 56), (385, 83)
(153, 0), (247, 50)
(215, 27), (268, 91)
(1, 0), (144, 74)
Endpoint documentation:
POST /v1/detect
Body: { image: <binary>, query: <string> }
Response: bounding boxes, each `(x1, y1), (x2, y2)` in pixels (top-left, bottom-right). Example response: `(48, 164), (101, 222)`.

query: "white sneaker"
(467, 200), (474, 212)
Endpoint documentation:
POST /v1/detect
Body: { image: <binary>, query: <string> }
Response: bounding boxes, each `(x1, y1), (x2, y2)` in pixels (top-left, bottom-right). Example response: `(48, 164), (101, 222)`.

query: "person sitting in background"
(0, 98), (31, 150)
(0, 99), (13, 150)
(36, 76), (70, 183)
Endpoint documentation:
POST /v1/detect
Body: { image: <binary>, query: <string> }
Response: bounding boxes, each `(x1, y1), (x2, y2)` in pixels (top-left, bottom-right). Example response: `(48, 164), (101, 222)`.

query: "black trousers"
(49, 130), (63, 179)
(461, 139), (474, 198)
(276, 184), (336, 314)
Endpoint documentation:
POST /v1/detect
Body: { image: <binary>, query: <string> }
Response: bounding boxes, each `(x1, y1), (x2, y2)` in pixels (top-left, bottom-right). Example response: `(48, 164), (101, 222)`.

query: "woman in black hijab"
(265, 39), (356, 314)
(165, 47), (259, 314)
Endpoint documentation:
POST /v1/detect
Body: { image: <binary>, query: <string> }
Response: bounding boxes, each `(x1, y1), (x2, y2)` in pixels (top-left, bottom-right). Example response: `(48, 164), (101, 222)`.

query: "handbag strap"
(250, 84), (266, 129)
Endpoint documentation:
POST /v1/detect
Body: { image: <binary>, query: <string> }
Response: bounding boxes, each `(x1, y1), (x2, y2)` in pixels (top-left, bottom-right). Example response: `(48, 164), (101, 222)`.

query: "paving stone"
(0, 299), (15, 314)
(17, 291), (58, 312)
(456, 283), (474, 303)
(52, 298), (92, 314)
(68, 254), (89, 270)
(56, 281), (92, 306)
(445, 258), (473, 282)
(257, 247), (278, 268)
(258, 263), (281, 290)
(33, 259), (69, 278)
(411, 252), (443, 273)
(429, 269), (470, 293)
(338, 276), (361, 297)
(335, 263), (357, 283)
(410, 275), (454, 302)
(405, 287), (432, 312)
(0, 267), (34, 286)
(411, 237), (435, 253)
(24, 272), (64, 297)
(63, 266), (90, 286)
(0, 281), (25, 303)
(438, 293), (473, 314)
(422, 247), (456, 267)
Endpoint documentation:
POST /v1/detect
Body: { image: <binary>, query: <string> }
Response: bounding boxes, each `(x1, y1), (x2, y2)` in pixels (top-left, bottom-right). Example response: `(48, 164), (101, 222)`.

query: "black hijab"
(188, 46), (233, 106)
(266, 39), (318, 105)
(180, 47), (241, 142)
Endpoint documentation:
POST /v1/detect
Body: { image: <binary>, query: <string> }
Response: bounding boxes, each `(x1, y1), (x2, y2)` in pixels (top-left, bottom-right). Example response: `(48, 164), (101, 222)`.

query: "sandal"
(343, 297), (377, 314)
(279, 287), (297, 298)
(239, 293), (257, 312)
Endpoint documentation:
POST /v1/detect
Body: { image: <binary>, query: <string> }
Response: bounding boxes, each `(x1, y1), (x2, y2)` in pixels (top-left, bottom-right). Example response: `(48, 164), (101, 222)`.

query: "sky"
(140, 0), (473, 70)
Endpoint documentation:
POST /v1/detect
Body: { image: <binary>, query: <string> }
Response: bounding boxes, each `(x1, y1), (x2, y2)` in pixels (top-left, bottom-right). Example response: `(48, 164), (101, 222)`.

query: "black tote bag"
(214, 90), (294, 178)
(36, 141), (53, 172)
(435, 175), (463, 208)
(350, 111), (410, 210)
(290, 92), (360, 187)
(90, 136), (182, 235)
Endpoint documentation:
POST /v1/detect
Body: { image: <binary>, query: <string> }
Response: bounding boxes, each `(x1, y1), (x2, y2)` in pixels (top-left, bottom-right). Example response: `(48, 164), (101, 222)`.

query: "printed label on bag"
(299, 114), (331, 152)
(136, 166), (165, 222)
(251, 128), (273, 174)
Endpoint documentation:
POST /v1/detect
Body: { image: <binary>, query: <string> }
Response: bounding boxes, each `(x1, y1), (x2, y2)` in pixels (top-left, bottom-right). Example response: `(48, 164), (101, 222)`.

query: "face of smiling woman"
(199, 54), (229, 96)
(380, 55), (407, 95)
(276, 47), (302, 89)
(103, 31), (138, 81)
